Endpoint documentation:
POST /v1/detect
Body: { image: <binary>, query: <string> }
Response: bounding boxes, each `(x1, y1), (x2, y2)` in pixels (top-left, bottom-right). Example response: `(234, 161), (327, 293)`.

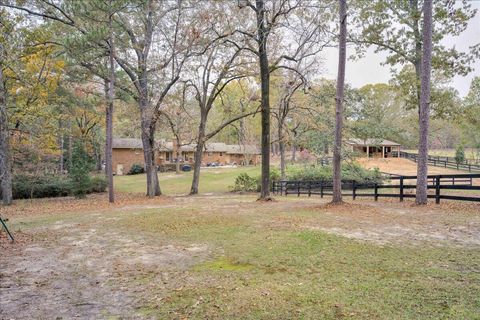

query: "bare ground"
(1, 193), (479, 319)
(357, 157), (474, 176)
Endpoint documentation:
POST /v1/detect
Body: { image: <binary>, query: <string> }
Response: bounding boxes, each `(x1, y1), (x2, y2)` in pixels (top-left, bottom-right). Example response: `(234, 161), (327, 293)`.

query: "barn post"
(382, 146), (385, 158)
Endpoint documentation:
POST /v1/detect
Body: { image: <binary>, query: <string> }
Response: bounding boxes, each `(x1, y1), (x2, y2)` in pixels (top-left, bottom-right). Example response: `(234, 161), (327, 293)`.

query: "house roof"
(346, 138), (401, 146)
(112, 138), (144, 149)
(113, 138), (260, 155)
(225, 144), (261, 155)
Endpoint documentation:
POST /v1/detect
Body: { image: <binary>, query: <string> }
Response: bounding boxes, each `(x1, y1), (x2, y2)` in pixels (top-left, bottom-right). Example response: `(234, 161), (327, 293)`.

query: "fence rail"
(399, 151), (480, 172)
(272, 173), (480, 203)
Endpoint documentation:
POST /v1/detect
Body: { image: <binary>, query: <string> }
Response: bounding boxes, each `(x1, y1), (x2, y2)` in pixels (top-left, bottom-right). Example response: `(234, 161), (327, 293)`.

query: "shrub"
(286, 162), (383, 184)
(231, 169), (282, 192)
(128, 163), (145, 175)
(231, 173), (258, 192)
(455, 145), (465, 164)
(12, 175), (71, 199)
(12, 174), (106, 200)
(89, 176), (108, 193)
(69, 141), (94, 198)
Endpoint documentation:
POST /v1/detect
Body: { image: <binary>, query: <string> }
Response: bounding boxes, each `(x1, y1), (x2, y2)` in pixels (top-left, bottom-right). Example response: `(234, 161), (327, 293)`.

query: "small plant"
(128, 163), (145, 175)
(231, 173), (258, 192)
(89, 176), (108, 193)
(69, 141), (94, 198)
(455, 144), (466, 164)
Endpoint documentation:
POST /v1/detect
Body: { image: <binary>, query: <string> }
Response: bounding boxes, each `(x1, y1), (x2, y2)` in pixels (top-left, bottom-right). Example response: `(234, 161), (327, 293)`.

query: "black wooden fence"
(399, 151), (480, 172)
(272, 173), (480, 203)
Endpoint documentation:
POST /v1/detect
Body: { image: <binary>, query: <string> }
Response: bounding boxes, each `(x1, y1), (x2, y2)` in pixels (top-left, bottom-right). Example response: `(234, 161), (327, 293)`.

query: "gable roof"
(346, 138), (401, 146)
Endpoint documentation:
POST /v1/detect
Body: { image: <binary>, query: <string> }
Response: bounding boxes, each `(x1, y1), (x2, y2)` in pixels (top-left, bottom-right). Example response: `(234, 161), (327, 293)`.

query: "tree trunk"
(175, 149), (182, 174)
(68, 121), (73, 172)
(104, 11), (116, 203)
(257, 0), (271, 200)
(105, 82), (114, 202)
(332, 0), (347, 204)
(0, 48), (12, 205)
(415, 0), (432, 205)
(190, 115), (206, 195)
(140, 109), (161, 197)
(291, 145), (296, 162)
(278, 125), (286, 179)
(58, 120), (64, 174)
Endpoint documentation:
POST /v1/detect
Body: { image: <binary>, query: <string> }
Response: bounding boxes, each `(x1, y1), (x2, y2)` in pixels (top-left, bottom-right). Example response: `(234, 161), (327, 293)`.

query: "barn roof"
(346, 138), (401, 146)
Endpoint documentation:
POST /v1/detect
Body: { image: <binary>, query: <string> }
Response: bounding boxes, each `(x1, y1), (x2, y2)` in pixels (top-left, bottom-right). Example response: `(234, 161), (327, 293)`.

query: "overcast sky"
(321, 2), (480, 97)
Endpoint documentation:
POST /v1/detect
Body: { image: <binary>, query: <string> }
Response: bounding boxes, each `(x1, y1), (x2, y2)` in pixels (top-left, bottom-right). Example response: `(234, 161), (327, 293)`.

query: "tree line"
(0, 0), (478, 206)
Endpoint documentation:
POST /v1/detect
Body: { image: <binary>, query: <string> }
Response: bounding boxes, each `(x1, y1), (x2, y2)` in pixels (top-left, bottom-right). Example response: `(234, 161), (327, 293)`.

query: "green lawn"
(114, 166), (260, 194)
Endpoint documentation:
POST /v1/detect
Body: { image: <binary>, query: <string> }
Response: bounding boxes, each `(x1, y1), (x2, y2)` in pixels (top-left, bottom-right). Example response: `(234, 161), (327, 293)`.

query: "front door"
(116, 164), (124, 175)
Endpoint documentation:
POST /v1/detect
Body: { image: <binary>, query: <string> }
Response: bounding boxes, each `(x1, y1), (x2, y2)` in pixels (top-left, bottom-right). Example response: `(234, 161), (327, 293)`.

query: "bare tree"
(415, 0), (433, 205)
(236, 0), (329, 200)
(0, 44), (13, 205)
(332, 0), (347, 204)
(185, 40), (258, 195)
(158, 83), (197, 175)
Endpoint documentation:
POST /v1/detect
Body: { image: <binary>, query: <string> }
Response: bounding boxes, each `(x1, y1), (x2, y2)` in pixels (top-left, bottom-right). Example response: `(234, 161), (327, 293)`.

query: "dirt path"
(1, 211), (210, 319)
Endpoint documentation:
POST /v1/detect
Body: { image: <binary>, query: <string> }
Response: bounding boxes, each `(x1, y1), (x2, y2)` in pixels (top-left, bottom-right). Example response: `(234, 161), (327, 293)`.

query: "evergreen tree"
(69, 141), (94, 199)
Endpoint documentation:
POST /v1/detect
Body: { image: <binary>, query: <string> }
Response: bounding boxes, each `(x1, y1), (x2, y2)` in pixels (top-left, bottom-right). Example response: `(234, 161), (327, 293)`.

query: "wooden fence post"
(374, 183), (378, 201)
(399, 177), (404, 202)
(435, 176), (441, 204)
(308, 181), (311, 197)
(297, 181), (300, 197)
(352, 181), (356, 200)
(320, 182), (324, 198)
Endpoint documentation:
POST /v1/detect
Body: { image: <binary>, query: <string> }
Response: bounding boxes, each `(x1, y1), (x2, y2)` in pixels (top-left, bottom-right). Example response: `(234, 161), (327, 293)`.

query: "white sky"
(322, 2), (480, 97)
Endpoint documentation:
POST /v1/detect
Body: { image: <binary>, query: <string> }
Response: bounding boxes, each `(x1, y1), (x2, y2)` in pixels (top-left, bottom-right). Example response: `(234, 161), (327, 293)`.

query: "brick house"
(113, 138), (261, 175)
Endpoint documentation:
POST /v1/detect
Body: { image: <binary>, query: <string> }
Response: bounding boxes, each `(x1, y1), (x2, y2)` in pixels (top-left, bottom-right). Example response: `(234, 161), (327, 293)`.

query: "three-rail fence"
(399, 152), (480, 172)
(272, 173), (480, 203)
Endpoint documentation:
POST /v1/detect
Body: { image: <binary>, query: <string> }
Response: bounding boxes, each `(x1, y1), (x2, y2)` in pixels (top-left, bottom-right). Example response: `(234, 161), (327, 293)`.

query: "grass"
(114, 166), (260, 194)
(5, 168), (480, 319)
(113, 202), (480, 319)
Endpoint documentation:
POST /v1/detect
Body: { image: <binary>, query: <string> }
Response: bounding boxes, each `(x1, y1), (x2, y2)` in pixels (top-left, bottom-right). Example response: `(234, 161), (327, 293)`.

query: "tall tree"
(105, 1), (116, 203)
(255, 0), (272, 200)
(236, 0), (328, 200)
(415, 0), (432, 204)
(0, 43), (12, 205)
(415, 0), (432, 205)
(332, 0), (347, 204)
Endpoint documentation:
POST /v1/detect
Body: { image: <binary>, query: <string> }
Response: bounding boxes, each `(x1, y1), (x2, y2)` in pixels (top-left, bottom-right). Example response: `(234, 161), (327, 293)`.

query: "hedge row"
(11, 174), (107, 200)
